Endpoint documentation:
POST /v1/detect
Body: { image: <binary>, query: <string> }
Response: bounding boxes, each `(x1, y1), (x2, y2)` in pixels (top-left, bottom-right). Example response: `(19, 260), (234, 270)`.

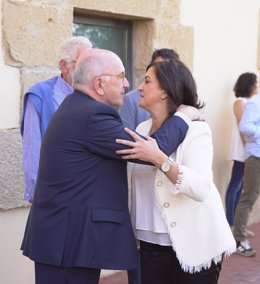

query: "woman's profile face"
(138, 66), (166, 111)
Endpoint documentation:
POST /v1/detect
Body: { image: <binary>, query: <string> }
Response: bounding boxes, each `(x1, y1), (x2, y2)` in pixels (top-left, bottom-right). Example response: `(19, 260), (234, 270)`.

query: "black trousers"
(35, 262), (101, 284)
(140, 241), (222, 284)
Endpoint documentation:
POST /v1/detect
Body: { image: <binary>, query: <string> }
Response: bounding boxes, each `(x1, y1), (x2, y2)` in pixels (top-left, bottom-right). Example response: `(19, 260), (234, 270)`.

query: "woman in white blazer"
(116, 60), (236, 284)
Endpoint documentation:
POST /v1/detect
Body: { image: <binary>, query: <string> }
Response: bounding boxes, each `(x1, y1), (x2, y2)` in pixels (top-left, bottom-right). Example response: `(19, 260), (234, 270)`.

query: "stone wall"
(0, 0), (193, 210)
(0, 129), (25, 209)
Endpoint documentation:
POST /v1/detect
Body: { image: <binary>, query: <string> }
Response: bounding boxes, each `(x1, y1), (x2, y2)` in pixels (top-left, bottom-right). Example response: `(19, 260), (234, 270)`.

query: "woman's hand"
(115, 128), (168, 165)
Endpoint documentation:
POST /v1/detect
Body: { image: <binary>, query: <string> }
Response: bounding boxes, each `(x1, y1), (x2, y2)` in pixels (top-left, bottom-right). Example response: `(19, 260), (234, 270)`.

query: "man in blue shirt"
(20, 36), (92, 202)
(233, 87), (260, 257)
(119, 48), (180, 130)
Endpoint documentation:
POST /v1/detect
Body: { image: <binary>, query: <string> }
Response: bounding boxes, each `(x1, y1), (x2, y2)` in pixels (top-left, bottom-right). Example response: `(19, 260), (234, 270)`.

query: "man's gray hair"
(72, 49), (117, 88)
(57, 36), (92, 66)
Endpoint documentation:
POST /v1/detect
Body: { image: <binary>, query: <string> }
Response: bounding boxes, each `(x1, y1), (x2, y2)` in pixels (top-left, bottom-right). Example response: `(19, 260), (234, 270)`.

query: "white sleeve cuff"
(171, 163), (183, 194)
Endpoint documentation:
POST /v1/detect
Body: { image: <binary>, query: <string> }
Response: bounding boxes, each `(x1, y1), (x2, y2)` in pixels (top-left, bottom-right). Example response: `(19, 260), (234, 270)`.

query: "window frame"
(73, 14), (133, 88)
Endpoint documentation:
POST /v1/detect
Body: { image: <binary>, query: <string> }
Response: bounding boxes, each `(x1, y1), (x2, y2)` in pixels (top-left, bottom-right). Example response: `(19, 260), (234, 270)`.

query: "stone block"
(155, 23), (194, 70)
(155, 0), (180, 24)
(170, 26), (194, 71)
(2, 1), (73, 67)
(133, 21), (154, 69)
(69, 0), (156, 20)
(0, 129), (28, 210)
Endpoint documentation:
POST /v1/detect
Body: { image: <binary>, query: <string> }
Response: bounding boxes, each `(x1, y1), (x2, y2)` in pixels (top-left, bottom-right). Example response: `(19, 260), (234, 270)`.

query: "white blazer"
(128, 119), (236, 273)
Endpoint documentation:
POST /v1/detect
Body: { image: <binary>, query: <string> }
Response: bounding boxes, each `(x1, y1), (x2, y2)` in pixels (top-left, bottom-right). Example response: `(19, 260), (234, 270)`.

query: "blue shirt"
(118, 89), (150, 130)
(239, 93), (260, 159)
(22, 75), (73, 201)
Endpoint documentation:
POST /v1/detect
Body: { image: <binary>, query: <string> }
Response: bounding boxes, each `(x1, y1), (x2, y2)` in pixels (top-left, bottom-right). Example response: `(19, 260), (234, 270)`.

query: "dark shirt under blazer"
(21, 90), (188, 270)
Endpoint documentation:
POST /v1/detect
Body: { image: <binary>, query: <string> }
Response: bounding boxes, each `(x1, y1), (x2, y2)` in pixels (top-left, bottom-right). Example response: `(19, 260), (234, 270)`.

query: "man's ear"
(93, 78), (105, 96)
(59, 59), (66, 71)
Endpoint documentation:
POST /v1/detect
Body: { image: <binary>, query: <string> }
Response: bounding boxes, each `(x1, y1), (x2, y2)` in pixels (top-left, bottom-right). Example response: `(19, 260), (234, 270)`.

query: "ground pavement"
(99, 222), (260, 284)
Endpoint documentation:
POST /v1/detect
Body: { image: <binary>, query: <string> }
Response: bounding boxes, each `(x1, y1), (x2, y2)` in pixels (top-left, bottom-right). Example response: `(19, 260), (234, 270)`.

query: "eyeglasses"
(95, 72), (126, 83)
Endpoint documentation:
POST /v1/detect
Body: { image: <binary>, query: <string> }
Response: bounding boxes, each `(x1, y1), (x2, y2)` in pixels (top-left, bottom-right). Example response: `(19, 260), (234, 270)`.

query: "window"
(73, 15), (133, 88)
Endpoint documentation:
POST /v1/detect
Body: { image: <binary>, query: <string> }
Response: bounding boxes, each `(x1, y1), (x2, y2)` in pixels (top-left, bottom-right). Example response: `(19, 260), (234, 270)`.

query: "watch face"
(161, 161), (171, 172)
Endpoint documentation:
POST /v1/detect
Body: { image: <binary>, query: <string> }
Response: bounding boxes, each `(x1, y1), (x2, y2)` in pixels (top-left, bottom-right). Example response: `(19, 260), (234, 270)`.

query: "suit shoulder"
(85, 100), (121, 122)
(96, 101), (119, 114)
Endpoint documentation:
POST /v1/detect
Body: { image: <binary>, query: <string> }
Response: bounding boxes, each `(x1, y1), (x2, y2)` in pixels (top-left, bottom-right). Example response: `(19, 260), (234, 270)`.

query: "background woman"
(225, 72), (258, 232)
(116, 60), (236, 284)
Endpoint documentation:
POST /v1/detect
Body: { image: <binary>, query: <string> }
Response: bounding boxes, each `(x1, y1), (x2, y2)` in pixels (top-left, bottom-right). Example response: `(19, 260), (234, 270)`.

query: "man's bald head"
(72, 48), (129, 107)
(72, 49), (124, 88)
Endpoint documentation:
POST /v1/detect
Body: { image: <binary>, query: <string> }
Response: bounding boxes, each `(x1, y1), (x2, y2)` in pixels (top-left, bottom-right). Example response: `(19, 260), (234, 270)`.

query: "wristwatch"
(160, 157), (174, 173)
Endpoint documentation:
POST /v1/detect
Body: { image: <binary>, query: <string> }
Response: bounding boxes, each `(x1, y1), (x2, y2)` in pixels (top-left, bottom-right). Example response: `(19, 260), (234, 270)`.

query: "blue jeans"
(225, 161), (244, 226)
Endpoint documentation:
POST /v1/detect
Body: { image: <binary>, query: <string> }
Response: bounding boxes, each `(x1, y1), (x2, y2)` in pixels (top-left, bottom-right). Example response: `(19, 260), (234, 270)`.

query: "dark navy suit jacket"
(21, 90), (188, 270)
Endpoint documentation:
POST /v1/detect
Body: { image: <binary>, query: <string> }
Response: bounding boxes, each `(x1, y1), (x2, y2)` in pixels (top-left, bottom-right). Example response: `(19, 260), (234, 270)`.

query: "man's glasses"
(96, 72), (126, 83)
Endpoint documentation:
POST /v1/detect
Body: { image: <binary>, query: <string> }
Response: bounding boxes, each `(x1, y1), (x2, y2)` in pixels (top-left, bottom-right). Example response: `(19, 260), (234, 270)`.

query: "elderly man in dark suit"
(21, 48), (199, 284)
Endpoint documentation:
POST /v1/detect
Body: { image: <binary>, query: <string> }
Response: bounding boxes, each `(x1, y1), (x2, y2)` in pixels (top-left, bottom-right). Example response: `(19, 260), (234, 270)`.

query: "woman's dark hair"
(146, 60), (205, 116)
(151, 48), (179, 63)
(233, 72), (257, 98)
